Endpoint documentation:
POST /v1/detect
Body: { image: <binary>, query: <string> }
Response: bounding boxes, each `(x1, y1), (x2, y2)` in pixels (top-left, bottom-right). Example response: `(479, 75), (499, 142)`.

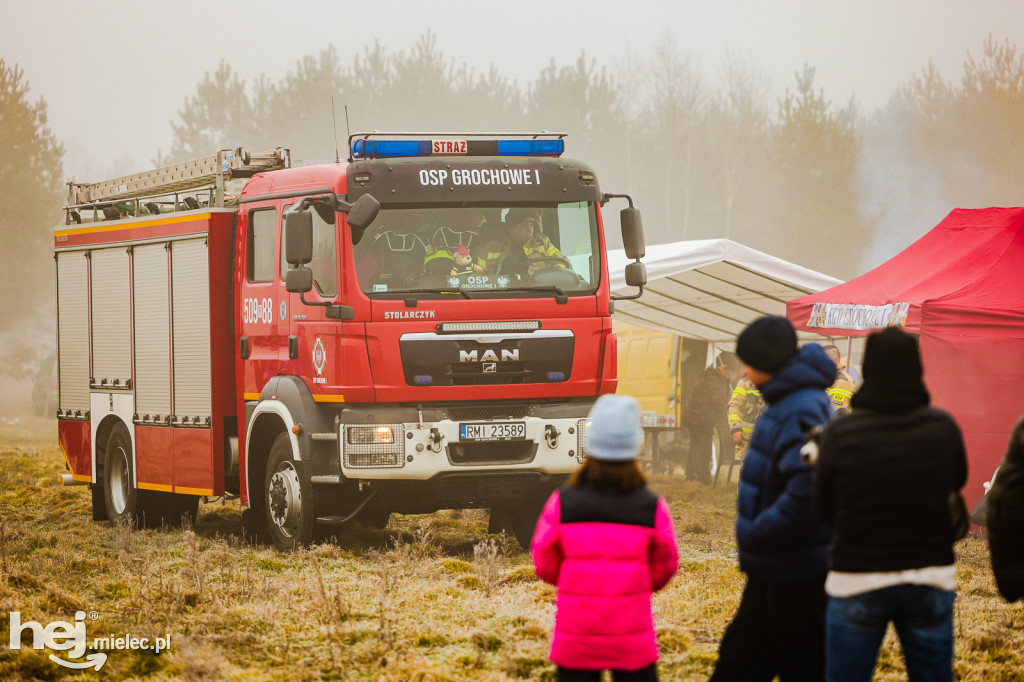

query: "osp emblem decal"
(312, 338), (326, 375)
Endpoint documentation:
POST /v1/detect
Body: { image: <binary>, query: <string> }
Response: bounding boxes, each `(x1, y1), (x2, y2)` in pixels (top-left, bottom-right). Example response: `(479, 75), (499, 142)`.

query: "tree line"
(2, 34), (1023, 377)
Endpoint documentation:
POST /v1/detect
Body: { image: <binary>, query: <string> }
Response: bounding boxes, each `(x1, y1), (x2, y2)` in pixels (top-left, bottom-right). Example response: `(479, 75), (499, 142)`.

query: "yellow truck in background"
(614, 320), (717, 473)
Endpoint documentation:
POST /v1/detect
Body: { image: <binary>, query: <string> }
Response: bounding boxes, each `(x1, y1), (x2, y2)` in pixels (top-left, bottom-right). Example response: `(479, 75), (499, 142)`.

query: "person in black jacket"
(813, 327), (967, 682)
(986, 416), (1024, 602)
(681, 364), (732, 485)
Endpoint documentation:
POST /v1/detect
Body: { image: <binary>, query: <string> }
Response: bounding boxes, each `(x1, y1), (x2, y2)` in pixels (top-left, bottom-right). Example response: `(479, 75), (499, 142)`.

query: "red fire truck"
(54, 133), (646, 549)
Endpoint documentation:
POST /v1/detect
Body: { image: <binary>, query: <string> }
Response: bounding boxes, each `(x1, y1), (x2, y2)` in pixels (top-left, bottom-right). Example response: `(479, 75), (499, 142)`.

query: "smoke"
(855, 116), (952, 275)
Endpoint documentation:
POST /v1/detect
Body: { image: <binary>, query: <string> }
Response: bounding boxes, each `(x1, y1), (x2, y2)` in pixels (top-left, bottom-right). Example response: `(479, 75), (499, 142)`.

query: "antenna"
(331, 97), (341, 163)
(344, 105), (352, 153)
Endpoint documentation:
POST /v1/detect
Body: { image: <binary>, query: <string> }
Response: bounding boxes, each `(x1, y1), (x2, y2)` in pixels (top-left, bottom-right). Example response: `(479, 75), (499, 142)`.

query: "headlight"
(344, 424), (405, 468)
(347, 425), (396, 445)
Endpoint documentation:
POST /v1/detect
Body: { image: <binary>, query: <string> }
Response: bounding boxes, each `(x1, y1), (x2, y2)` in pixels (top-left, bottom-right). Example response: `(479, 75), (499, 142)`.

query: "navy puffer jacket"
(736, 343), (835, 580)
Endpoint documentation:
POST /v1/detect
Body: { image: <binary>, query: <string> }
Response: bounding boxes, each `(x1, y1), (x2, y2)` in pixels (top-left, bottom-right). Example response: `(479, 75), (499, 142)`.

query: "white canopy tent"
(608, 239), (843, 350)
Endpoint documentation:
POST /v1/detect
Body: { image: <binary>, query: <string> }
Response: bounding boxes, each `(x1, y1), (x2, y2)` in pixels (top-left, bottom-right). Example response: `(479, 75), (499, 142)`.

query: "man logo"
(459, 348), (519, 362)
(482, 362), (497, 373)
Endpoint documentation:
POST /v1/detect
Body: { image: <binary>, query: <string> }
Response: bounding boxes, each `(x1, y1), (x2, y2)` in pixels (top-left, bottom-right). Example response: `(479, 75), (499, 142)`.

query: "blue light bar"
(350, 138), (565, 159)
(352, 140), (431, 158)
(497, 139), (564, 156)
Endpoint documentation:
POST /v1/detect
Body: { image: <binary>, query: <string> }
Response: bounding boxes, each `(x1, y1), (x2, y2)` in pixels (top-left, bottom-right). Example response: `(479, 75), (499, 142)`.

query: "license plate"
(459, 421), (525, 442)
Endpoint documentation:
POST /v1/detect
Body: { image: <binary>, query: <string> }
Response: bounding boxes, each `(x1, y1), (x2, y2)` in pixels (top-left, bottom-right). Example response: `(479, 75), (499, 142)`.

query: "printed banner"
(806, 302), (911, 330)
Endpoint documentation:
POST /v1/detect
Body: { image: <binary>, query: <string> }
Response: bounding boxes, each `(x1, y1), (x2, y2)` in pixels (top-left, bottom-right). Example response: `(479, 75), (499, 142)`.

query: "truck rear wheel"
(493, 498), (547, 550)
(139, 491), (200, 529)
(103, 425), (140, 526)
(264, 433), (314, 551)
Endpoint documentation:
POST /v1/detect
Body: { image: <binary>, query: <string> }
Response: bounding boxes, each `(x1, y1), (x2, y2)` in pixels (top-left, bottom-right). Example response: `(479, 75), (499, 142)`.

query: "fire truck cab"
(54, 133), (646, 549)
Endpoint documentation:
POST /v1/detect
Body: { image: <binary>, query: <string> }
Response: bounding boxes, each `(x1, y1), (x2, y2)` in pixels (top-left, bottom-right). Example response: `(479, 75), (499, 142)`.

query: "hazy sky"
(3, 0), (1021, 181)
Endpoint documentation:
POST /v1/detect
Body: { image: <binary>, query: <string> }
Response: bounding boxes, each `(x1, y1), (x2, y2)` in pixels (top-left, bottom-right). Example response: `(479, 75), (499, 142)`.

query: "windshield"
(352, 202), (599, 296)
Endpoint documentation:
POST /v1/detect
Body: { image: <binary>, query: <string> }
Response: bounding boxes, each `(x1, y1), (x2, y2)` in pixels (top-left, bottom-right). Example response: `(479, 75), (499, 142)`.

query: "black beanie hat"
(736, 316), (799, 374)
(850, 327), (930, 412)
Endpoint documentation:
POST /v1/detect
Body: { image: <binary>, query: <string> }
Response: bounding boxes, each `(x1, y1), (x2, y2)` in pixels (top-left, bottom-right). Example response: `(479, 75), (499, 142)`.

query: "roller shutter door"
(171, 239), (211, 421)
(56, 251), (90, 413)
(133, 244), (171, 418)
(90, 247), (132, 387)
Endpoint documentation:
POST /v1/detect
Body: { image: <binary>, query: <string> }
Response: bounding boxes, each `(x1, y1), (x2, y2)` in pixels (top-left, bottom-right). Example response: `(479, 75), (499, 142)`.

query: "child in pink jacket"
(532, 394), (680, 681)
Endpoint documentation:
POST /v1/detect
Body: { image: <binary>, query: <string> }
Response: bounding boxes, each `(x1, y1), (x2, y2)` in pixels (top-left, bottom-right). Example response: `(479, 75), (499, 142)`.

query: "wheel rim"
(109, 445), (130, 515)
(268, 462), (302, 538)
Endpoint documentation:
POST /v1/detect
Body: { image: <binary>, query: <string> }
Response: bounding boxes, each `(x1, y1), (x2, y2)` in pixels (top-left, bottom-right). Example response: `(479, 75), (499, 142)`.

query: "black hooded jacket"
(813, 328), (968, 573)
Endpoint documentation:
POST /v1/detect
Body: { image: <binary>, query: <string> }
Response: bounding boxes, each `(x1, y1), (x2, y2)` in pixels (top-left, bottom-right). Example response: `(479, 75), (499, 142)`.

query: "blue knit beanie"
(585, 394), (644, 461)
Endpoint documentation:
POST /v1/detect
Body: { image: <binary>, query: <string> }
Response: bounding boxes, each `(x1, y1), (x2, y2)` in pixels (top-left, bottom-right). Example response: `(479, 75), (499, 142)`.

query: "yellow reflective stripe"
(138, 482), (173, 492)
(175, 486), (213, 496)
(728, 413), (742, 421)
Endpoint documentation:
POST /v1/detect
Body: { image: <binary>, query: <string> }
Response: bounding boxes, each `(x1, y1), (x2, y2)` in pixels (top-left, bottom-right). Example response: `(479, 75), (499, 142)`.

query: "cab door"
(238, 204), (287, 398)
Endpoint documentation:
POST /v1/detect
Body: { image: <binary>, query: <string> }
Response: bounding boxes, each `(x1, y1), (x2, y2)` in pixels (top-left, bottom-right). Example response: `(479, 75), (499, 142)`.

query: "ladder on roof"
(65, 147), (290, 221)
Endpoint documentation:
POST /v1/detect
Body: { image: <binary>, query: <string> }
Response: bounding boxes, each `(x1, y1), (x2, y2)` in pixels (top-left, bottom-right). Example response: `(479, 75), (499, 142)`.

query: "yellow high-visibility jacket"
(477, 234), (569, 277)
(827, 369), (856, 412)
(728, 378), (764, 441)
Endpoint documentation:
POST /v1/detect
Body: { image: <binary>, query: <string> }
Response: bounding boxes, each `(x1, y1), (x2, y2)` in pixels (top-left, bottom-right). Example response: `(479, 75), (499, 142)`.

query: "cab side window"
(280, 205), (337, 296)
(247, 208), (277, 283)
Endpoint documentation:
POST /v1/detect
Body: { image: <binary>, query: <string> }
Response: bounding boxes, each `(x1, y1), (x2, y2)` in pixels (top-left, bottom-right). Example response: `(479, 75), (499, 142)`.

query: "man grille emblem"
(482, 362), (497, 373)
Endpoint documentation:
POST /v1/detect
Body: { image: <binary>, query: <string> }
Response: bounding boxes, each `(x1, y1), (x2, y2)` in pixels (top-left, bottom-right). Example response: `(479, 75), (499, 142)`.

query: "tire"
(360, 506), (391, 530)
(91, 485), (109, 522)
(241, 506), (269, 544)
(103, 425), (140, 526)
(509, 497), (547, 550)
(264, 433), (314, 551)
(138, 491), (200, 529)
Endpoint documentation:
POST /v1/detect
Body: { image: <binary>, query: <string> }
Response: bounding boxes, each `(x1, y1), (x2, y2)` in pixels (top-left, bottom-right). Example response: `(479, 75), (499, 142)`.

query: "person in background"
(821, 344), (855, 414)
(711, 316), (835, 681)
(682, 361), (732, 485)
(532, 394), (679, 682)
(814, 327), (966, 682)
(987, 416), (1024, 602)
(728, 374), (764, 458)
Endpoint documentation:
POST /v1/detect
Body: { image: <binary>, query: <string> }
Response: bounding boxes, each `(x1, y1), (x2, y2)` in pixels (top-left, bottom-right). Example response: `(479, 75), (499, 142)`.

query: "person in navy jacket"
(710, 316), (835, 681)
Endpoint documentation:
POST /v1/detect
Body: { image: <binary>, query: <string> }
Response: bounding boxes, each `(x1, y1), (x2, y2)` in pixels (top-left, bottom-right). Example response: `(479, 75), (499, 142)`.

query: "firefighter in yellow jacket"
(822, 344), (856, 414)
(477, 208), (570, 278)
(728, 377), (764, 455)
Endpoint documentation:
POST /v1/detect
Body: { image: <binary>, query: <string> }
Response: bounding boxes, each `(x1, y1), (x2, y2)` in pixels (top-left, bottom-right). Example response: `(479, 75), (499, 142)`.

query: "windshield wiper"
(388, 287), (473, 300)
(492, 285), (569, 303)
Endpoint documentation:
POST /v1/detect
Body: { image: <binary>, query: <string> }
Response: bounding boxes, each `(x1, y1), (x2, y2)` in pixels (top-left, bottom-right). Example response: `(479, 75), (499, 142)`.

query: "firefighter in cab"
(478, 208), (570, 279)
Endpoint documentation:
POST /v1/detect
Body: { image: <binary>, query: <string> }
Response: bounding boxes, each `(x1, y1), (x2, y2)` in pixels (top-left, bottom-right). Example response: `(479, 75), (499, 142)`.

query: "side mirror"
(624, 261), (647, 288)
(620, 207), (645, 261)
(285, 266), (313, 293)
(346, 193), (381, 231)
(284, 209), (313, 266)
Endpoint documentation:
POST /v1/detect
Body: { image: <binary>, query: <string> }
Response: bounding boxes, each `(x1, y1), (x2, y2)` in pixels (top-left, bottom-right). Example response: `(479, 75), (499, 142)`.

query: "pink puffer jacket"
(531, 484), (679, 671)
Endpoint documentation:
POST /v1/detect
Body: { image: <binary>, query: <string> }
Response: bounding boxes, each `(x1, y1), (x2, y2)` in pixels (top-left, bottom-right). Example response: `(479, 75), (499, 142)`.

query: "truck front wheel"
(264, 433), (314, 551)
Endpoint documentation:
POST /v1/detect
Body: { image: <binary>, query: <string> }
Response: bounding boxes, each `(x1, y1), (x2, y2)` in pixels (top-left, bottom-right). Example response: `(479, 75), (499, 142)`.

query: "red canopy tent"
(787, 207), (1024, 509)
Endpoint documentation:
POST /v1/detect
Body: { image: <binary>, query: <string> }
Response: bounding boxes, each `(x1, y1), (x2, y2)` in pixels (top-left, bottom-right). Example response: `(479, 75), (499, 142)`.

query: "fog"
(2, 0), (1023, 394)
(4, 1), (1017, 181)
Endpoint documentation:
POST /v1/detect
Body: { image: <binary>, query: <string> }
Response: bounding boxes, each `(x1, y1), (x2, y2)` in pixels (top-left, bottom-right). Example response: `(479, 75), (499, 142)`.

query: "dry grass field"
(0, 417), (1022, 680)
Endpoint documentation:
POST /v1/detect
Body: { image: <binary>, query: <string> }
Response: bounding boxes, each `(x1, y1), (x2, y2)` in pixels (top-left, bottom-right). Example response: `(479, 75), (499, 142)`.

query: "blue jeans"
(826, 584), (955, 682)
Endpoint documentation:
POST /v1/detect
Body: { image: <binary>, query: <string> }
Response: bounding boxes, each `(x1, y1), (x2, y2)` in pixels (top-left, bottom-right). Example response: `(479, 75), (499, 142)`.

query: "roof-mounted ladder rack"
(65, 147), (290, 222)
